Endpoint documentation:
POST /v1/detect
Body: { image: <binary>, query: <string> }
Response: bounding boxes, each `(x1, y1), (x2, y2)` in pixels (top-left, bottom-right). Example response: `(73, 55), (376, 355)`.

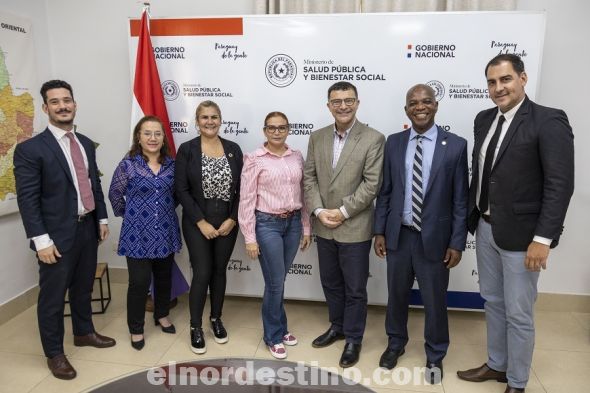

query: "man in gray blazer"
(304, 82), (385, 368)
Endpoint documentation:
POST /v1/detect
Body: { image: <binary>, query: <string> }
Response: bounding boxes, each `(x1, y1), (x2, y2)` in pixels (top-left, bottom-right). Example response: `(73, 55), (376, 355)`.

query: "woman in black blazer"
(175, 100), (243, 354)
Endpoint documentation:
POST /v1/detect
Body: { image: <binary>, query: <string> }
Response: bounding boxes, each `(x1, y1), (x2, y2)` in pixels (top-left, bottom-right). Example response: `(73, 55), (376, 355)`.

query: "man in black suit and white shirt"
(14, 80), (116, 380)
(457, 55), (574, 393)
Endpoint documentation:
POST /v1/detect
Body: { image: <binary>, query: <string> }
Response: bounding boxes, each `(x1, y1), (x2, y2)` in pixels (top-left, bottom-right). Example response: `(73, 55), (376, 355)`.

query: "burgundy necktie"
(65, 132), (95, 211)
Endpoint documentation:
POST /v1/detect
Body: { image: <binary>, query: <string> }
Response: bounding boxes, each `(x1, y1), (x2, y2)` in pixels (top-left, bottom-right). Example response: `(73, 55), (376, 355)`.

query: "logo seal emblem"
(162, 80), (180, 101)
(265, 54), (297, 88)
(426, 80), (445, 101)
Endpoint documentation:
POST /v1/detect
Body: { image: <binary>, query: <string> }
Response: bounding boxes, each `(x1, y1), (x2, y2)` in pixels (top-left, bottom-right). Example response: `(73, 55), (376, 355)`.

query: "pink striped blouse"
(238, 144), (311, 244)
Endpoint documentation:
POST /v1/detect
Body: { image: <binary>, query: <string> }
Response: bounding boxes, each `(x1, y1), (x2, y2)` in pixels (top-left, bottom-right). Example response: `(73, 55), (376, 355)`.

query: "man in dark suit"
(374, 84), (468, 383)
(457, 55), (574, 393)
(14, 80), (116, 380)
(303, 82), (384, 367)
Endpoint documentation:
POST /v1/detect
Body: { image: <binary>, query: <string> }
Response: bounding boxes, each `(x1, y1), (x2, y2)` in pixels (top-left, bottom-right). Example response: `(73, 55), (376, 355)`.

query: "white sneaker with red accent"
(282, 332), (298, 346)
(268, 343), (287, 359)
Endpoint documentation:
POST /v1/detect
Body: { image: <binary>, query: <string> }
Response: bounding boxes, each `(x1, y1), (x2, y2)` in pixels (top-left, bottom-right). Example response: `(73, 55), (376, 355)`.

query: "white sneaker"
(282, 332), (298, 346)
(268, 343), (287, 359)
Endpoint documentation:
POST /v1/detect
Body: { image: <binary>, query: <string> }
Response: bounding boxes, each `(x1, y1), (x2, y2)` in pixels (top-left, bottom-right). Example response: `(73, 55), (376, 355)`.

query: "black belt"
(481, 214), (491, 223)
(77, 214), (90, 222)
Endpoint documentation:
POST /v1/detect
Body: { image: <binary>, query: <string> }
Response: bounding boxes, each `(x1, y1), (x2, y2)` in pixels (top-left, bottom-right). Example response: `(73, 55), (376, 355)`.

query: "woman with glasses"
(238, 111), (311, 359)
(109, 115), (181, 350)
(176, 100), (243, 354)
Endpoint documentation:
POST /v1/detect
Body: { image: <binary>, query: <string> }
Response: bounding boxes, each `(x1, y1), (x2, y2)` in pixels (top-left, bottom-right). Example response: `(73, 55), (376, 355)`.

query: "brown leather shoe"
(504, 386), (525, 393)
(74, 332), (116, 348)
(47, 354), (76, 380)
(457, 363), (508, 383)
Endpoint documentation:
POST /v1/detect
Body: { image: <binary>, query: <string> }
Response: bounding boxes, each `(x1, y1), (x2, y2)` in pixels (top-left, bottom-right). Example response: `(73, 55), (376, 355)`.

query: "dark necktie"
(65, 132), (95, 211)
(478, 115), (505, 213)
(411, 135), (424, 231)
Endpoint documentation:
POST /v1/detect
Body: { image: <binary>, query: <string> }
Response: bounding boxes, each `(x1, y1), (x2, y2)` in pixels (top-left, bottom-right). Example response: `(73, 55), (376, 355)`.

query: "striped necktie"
(411, 135), (424, 231)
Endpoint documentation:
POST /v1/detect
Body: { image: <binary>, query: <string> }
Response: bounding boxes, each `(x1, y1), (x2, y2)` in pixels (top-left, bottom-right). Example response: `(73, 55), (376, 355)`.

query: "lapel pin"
(442, 141), (447, 145)
(228, 153), (233, 158)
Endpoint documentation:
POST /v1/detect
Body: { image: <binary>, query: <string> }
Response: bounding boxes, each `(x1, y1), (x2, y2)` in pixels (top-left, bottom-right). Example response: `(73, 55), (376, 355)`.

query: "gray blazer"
(303, 120), (385, 242)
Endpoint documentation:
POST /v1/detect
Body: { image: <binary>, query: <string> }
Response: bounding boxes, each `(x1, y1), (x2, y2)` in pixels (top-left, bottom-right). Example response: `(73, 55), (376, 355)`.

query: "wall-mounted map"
(0, 11), (38, 216)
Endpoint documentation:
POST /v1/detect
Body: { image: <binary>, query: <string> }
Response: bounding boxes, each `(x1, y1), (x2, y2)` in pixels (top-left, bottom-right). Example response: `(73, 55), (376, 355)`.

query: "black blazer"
(175, 136), (243, 224)
(467, 96), (574, 251)
(13, 128), (108, 252)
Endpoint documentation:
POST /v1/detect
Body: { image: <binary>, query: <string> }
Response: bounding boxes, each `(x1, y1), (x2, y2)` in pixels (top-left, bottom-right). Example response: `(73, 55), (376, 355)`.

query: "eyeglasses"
(264, 125), (289, 133)
(141, 131), (164, 139)
(329, 98), (357, 107)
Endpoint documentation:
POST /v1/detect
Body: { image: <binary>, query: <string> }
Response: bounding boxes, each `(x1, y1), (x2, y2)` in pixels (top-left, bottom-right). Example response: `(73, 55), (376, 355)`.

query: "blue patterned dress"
(109, 154), (182, 258)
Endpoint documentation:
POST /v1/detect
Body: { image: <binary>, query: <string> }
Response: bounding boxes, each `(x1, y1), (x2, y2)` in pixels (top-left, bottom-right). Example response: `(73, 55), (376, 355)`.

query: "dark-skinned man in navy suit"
(374, 84), (469, 384)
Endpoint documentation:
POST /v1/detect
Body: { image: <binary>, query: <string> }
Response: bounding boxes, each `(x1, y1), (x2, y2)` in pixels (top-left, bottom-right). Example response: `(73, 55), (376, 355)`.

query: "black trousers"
(316, 236), (371, 344)
(183, 199), (238, 328)
(126, 254), (173, 334)
(38, 217), (97, 358)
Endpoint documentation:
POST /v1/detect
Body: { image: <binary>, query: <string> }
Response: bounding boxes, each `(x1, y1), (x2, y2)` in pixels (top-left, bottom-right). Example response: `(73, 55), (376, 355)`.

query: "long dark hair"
(129, 115), (170, 164)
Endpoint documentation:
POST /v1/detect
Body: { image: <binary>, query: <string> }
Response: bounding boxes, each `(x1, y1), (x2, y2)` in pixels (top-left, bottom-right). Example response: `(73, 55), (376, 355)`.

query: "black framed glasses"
(264, 125), (289, 133)
(329, 98), (357, 107)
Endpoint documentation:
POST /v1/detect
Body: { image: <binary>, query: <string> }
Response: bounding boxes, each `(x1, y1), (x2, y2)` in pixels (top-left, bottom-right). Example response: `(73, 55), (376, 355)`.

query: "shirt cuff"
(244, 233), (257, 244)
(533, 235), (552, 246)
(339, 206), (350, 219)
(99, 219), (108, 225)
(313, 208), (325, 217)
(32, 234), (54, 251)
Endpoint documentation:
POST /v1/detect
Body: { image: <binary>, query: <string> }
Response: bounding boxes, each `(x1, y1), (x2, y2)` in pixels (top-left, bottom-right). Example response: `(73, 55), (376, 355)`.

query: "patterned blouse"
(202, 153), (232, 201)
(108, 154), (182, 259)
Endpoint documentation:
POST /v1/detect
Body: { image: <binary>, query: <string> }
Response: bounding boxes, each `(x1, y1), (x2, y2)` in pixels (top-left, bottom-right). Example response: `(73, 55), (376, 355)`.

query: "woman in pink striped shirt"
(238, 111), (311, 359)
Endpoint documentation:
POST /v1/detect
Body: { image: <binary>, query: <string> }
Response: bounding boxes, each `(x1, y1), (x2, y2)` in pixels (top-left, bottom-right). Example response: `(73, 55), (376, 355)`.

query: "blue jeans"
(255, 210), (302, 346)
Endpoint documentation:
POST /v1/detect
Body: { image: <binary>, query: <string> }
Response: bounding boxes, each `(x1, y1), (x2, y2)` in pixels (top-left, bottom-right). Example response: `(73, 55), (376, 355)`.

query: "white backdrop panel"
(128, 12), (546, 308)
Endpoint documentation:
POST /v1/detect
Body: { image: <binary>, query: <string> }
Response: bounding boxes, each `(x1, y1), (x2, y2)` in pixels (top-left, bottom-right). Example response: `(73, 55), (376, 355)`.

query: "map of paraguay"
(0, 47), (34, 201)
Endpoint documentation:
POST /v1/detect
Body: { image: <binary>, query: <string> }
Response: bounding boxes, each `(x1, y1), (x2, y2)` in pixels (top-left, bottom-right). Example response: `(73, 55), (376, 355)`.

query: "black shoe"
(379, 347), (405, 369)
(190, 327), (206, 354)
(155, 319), (176, 334)
(312, 328), (345, 348)
(130, 336), (145, 351)
(425, 361), (443, 384)
(339, 343), (362, 368)
(210, 318), (228, 344)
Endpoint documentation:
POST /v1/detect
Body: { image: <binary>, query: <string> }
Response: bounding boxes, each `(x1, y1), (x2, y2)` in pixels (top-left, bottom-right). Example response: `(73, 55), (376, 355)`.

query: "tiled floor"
(0, 283), (588, 393)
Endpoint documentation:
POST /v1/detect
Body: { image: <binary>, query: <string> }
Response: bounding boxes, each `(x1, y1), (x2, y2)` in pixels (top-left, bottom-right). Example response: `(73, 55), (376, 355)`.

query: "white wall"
(516, 0), (590, 294)
(1, 0), (588, 305)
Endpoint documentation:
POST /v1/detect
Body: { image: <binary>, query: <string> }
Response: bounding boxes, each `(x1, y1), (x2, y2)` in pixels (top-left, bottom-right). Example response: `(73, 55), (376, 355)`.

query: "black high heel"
(131, 336), (145, 350)
(155, 319), (176, 334)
